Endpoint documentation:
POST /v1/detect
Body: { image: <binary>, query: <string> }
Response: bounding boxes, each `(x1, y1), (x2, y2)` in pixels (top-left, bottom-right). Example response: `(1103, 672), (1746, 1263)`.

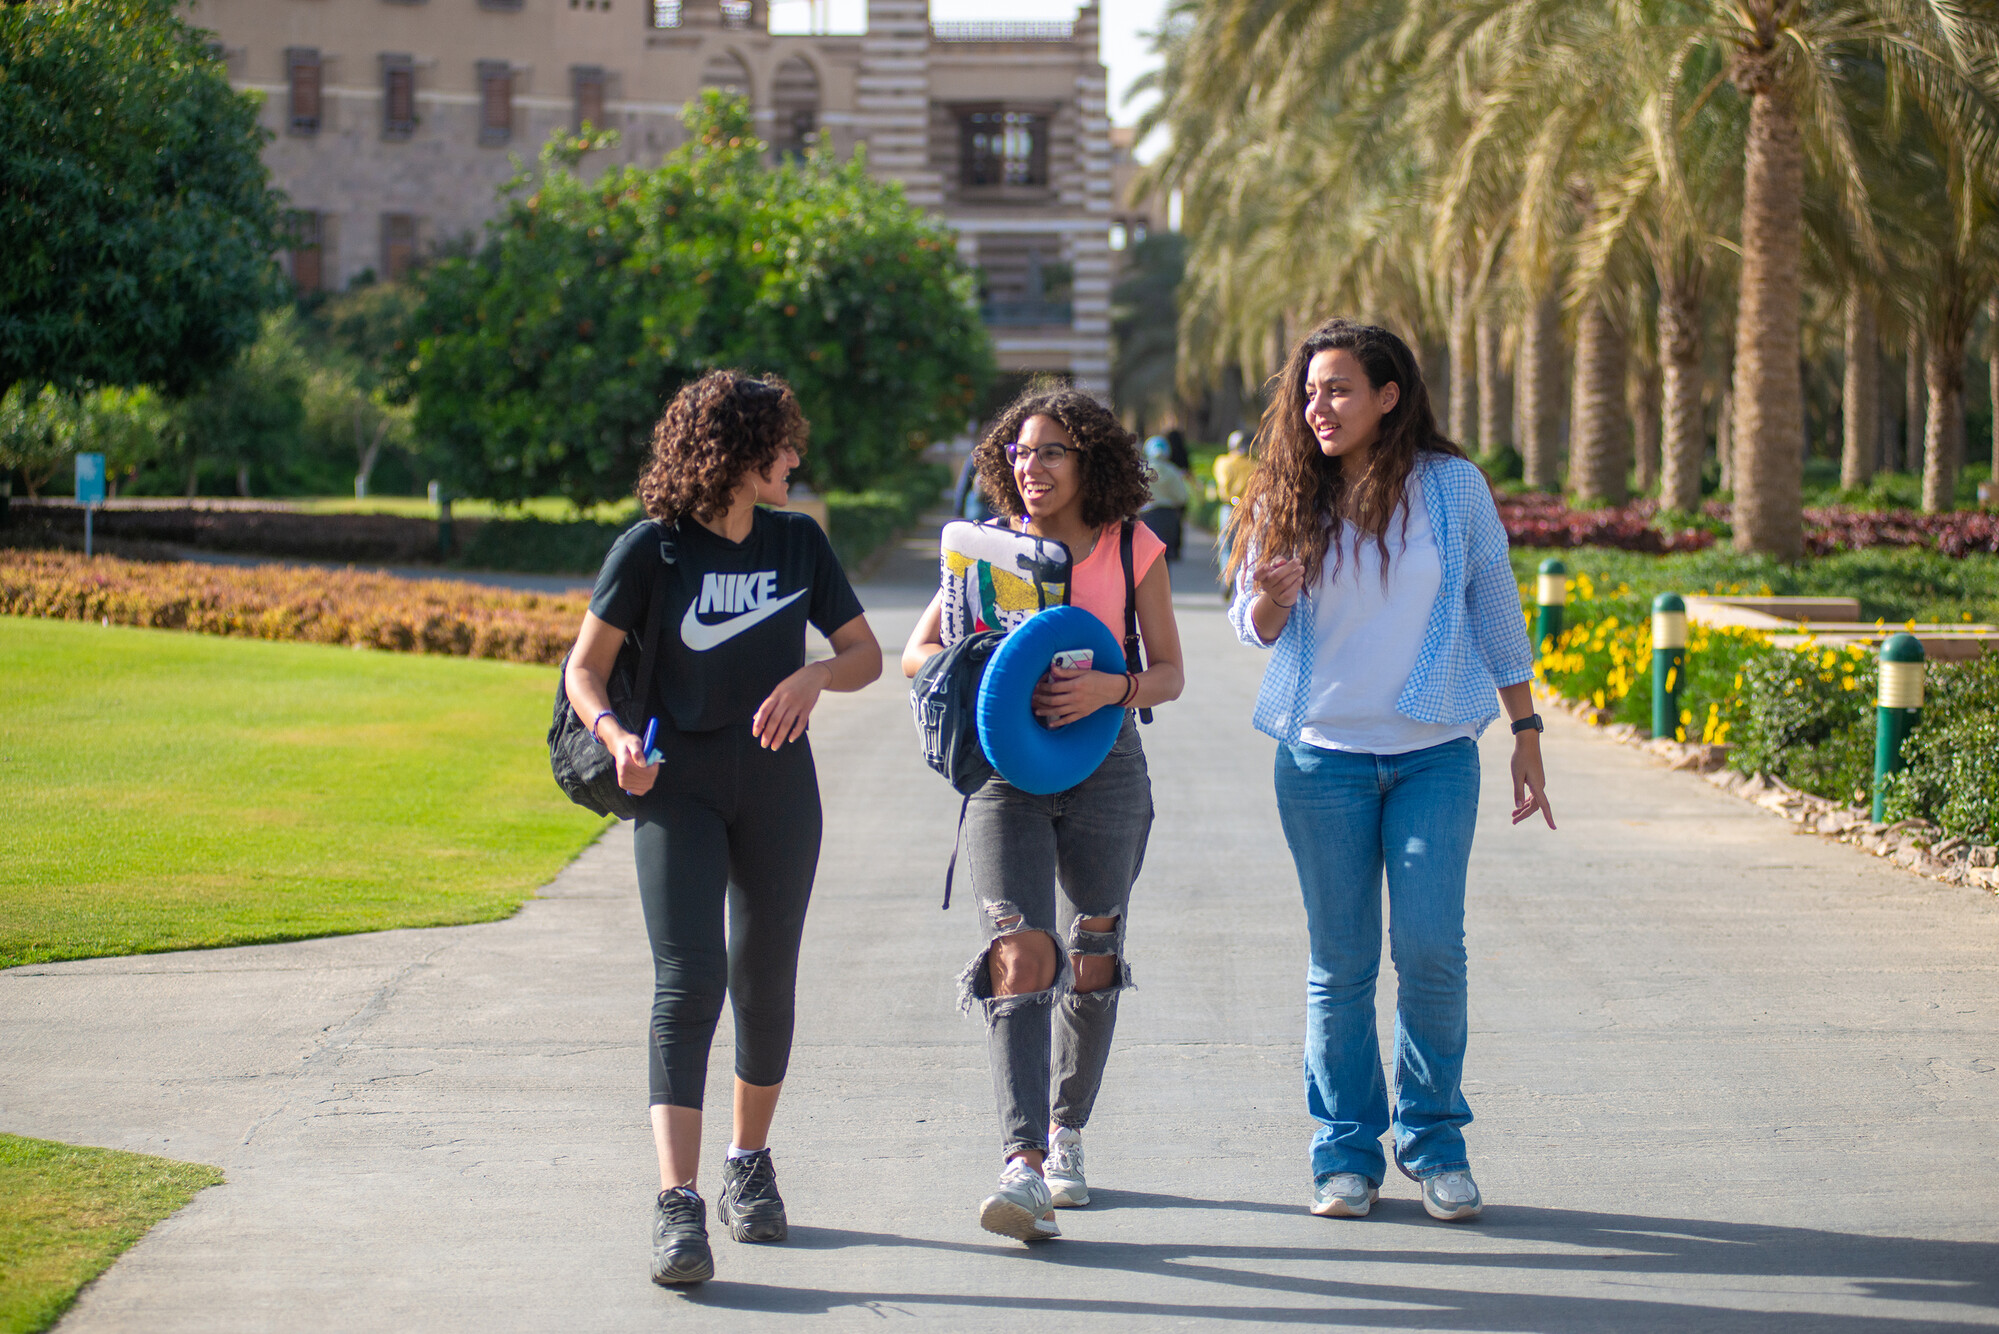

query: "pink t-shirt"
(1069, 522), (1165, 641)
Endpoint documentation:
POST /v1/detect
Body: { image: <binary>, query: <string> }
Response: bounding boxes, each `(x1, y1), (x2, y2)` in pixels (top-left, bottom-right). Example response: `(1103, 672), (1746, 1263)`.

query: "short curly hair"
(636, 371), (808, 524)
(973, 386), (1151, 529)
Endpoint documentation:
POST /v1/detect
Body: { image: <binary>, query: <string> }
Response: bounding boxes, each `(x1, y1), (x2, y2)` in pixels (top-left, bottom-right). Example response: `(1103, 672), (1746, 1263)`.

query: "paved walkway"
(4, 545), (1998, 1331)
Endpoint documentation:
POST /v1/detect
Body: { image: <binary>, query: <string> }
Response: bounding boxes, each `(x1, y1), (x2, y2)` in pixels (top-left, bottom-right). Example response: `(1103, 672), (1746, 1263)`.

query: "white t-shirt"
(1297, 477), (1480, 755)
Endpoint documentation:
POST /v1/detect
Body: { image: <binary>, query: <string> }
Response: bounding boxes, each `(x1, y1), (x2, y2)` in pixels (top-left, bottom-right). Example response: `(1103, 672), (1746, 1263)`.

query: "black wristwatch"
(1511, 713), (1544, 735)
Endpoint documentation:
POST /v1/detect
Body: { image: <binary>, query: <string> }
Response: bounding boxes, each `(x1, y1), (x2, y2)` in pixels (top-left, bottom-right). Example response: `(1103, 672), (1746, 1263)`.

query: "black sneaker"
(651, 1187), (713, 1285)
(717, 1149), (789, 1242)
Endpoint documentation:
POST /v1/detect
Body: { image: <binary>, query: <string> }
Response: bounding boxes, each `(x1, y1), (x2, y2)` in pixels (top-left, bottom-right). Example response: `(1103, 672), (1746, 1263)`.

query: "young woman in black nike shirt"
(563, 371), (883, 1286)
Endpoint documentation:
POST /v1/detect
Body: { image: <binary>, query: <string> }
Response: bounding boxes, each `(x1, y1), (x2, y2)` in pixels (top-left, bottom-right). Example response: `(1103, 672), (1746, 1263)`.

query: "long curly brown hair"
(973, 386), (1152, 530)
(636, 371), (808, 524)
(1226, 318), (1469, 588)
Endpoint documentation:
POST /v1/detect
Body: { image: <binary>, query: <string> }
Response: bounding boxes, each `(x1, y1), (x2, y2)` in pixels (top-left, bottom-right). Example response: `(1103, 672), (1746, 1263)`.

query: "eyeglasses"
(1004, 442), (1085, 467)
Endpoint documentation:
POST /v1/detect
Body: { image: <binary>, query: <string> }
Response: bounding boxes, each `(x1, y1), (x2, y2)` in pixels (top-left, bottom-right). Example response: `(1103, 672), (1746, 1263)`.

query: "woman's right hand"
(1253, 556), (1304, 607)
(608, 729), (660, 796)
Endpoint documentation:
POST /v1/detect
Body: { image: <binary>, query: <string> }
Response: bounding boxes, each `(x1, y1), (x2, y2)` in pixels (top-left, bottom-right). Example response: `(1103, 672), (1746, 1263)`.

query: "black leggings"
(634, 723), (822, 1109)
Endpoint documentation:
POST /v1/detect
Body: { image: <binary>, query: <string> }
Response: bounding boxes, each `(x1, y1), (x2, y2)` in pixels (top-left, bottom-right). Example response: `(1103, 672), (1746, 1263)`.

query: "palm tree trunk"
(1904, 328), (1925, 477)
(1840, 290), (1879, 492)
(1730, 78), (1806, 559)
(1717, 383), (1734, 493)
(1569, 300), (1629, 505)
(1633, 362), (1662, 495)
(1448, 264), (1475, 447)
(1519, 292), (1563, 490)
(1922, 318), (1967, 513)
(1658, 282), (1703, 513)
(1477, 312), (1509, 459)
(1879, 344), (1899, 472)
(1989, 292), (1999, 486)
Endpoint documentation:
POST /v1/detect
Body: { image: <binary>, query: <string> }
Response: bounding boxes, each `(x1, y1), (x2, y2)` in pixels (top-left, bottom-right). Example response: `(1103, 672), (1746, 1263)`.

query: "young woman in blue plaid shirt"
(1226, 319), (1556, 1223)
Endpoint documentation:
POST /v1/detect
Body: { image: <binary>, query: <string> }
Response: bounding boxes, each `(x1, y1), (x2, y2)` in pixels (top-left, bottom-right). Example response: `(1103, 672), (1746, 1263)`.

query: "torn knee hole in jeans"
(957, 913), (1070, 1016)
(1066, 919), (1134, 995)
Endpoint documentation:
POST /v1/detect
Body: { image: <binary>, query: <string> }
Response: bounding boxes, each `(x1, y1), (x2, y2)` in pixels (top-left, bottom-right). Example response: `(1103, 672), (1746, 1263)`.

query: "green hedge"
(1882, 652), (1999, 839)
(448, 466), (947, 576)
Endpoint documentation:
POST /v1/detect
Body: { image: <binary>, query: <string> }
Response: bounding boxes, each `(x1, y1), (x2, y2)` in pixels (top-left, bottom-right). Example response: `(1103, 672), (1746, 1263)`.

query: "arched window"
(771, 55), (818, 160)
(700, 50), (752, 106)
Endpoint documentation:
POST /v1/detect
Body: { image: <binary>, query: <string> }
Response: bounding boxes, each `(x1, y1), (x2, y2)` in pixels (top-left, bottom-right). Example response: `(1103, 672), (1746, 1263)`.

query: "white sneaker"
(1045, 1127), (1089, 1207)
(1422, 1170), (1483, 1221)
(1310, 1172), (1377, 1218)
(978, 1159), (1060, 1242)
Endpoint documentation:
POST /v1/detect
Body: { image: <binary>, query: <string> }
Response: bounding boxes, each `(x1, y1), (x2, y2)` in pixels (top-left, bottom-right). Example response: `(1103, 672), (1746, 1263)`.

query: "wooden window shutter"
(287, 48), (321, 134)
(382, 56), (417, 137)
(479, 61), (513, 143)
(573, 65), (606, 132)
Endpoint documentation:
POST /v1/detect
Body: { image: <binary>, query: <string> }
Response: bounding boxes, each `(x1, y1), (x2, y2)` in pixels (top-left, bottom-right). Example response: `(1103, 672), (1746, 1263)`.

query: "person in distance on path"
(563, 371), (883, 1286)
(1226, 319), (1555, 1224)
(903, 387), (1185, 1244)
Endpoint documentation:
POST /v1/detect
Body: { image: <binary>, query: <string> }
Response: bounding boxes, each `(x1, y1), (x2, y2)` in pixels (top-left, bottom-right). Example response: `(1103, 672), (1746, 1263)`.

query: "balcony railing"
(981, 300), (1073, 327)
(933, 20), (1075, 42)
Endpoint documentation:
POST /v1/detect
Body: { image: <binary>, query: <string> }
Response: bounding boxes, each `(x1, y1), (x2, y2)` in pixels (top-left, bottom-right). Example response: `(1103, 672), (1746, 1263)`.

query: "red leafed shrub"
(1493, 494), (1716, 553)
(1801, 507), (1999, 556)
(0, 550), (585, 665)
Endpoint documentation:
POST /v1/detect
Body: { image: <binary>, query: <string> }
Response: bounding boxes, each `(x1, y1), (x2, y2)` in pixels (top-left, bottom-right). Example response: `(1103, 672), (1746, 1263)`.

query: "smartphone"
(1050, 649), (1094, 672)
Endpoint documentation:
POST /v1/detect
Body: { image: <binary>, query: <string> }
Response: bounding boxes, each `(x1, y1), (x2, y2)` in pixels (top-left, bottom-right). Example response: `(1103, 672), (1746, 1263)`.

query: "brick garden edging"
(1539, 688), (1999, 897)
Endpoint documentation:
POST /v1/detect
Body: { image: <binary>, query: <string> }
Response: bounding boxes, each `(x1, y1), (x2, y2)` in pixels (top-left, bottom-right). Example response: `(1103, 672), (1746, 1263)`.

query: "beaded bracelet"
(590, 709), (616, 742)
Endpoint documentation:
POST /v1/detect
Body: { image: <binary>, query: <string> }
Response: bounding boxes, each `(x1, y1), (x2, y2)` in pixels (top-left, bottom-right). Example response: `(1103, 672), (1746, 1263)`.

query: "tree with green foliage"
(0, 0), (286, 401)
(171, 312), (309, 497)
(411, 95), (992, 505)
(0, 384), (77, 499)
(1112, 232), (1187, 435)
(301, 284), (421, 497)
(74, 385), (175, 496)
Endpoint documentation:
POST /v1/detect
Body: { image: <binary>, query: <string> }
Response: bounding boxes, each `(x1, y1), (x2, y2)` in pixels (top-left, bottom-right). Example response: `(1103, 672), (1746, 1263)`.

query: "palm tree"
(1840, 289), (1881, 492)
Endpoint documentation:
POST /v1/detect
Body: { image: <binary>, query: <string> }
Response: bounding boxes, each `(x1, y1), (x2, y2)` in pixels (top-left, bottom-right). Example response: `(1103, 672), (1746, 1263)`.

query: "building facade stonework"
(204, 0), (1113, 396)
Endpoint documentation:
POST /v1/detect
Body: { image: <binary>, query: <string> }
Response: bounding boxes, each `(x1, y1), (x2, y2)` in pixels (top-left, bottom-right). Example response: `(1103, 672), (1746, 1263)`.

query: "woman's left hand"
(753, 662), (832, 750)
(1510, 733), (1556, 828)
(1031, 666), (1125, 728)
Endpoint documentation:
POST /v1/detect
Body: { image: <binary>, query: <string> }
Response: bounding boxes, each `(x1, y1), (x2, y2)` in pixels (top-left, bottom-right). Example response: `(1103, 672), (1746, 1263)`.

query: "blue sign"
(75, 453), (106, 507)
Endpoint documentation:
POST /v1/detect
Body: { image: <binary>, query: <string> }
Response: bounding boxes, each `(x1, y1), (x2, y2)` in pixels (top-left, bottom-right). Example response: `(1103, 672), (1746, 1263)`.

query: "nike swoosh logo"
(680, 588), (807, 651)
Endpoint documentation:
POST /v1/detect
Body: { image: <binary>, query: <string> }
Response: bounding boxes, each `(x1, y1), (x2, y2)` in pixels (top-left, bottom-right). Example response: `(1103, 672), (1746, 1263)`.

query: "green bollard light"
(1871, 632), (1925, 823)
(1535, 557), (1568, 655)
(1652, 592), (1687, 740)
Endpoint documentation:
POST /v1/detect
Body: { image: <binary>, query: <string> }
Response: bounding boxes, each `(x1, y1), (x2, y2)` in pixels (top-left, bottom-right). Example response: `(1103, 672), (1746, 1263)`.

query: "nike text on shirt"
(699, 571), (779, 615)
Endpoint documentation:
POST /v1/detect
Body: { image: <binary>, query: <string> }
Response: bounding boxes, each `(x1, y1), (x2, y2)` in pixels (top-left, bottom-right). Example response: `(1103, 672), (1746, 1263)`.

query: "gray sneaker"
(1310, 1172), (1378, 1218)
(978, 1159), (1060, 1242)
(1422, 1170), (1482, 1221)
(1045, 1127), (1088, 1207)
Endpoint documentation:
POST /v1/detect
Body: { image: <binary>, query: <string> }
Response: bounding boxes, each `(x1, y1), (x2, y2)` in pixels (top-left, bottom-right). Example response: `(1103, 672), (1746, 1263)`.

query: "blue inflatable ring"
(976, 605), (1128, 796)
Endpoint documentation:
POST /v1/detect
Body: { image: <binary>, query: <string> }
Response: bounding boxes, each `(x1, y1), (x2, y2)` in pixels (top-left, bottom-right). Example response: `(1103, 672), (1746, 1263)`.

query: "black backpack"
(547, 524), (676, 820)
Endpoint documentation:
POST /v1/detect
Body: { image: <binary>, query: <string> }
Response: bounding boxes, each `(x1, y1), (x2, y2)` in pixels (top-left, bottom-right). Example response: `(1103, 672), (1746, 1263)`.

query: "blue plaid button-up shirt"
(1228, 451), (1534, 744)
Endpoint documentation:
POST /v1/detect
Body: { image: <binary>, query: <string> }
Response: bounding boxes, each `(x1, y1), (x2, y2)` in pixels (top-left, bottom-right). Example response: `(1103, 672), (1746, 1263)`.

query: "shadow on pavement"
(674, 1205), (1997, 1330)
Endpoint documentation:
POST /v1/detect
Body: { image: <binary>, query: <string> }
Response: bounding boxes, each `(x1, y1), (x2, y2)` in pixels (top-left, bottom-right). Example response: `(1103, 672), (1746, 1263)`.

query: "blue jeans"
(1274, 736), (1480, 1186)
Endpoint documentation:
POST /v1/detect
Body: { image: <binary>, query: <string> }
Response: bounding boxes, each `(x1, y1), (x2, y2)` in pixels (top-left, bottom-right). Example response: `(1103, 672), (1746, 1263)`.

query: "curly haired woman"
(902, 386), (1184, 1243)
(563, 370), (882, 1285)
(1227, 319), (1554, 1224)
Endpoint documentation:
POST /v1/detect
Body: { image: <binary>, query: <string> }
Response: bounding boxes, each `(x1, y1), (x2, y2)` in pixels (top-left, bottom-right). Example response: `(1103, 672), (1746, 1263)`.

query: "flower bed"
(0, 550), (584, 665)
(1526, 570), (1995, 848)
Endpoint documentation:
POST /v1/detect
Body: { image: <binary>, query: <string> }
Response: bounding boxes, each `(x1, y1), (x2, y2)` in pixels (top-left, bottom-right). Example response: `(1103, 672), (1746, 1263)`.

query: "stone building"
(202, 0), (1113, 396)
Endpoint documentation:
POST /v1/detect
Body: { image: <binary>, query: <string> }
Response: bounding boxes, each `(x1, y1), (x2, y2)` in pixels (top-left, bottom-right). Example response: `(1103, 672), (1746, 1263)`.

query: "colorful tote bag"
(937, 519), (1071, 645)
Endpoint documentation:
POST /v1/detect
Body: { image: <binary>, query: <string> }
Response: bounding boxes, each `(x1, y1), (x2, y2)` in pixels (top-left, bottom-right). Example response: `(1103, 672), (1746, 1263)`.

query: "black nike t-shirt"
(588, 509), (865, 734)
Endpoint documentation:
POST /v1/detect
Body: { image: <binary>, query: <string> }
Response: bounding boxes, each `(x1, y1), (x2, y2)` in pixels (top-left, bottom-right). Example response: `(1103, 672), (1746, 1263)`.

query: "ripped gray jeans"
(957, 716), (1153, 1160)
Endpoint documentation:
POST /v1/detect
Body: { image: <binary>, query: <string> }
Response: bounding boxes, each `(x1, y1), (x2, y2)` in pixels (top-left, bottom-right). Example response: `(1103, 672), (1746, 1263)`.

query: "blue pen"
(641, 717), (662, 766)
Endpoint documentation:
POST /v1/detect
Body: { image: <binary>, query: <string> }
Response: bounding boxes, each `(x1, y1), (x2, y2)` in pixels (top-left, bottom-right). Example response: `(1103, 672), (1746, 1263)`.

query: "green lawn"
(0, 617), (607, 968)
(0, 1134), (222, 1334)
